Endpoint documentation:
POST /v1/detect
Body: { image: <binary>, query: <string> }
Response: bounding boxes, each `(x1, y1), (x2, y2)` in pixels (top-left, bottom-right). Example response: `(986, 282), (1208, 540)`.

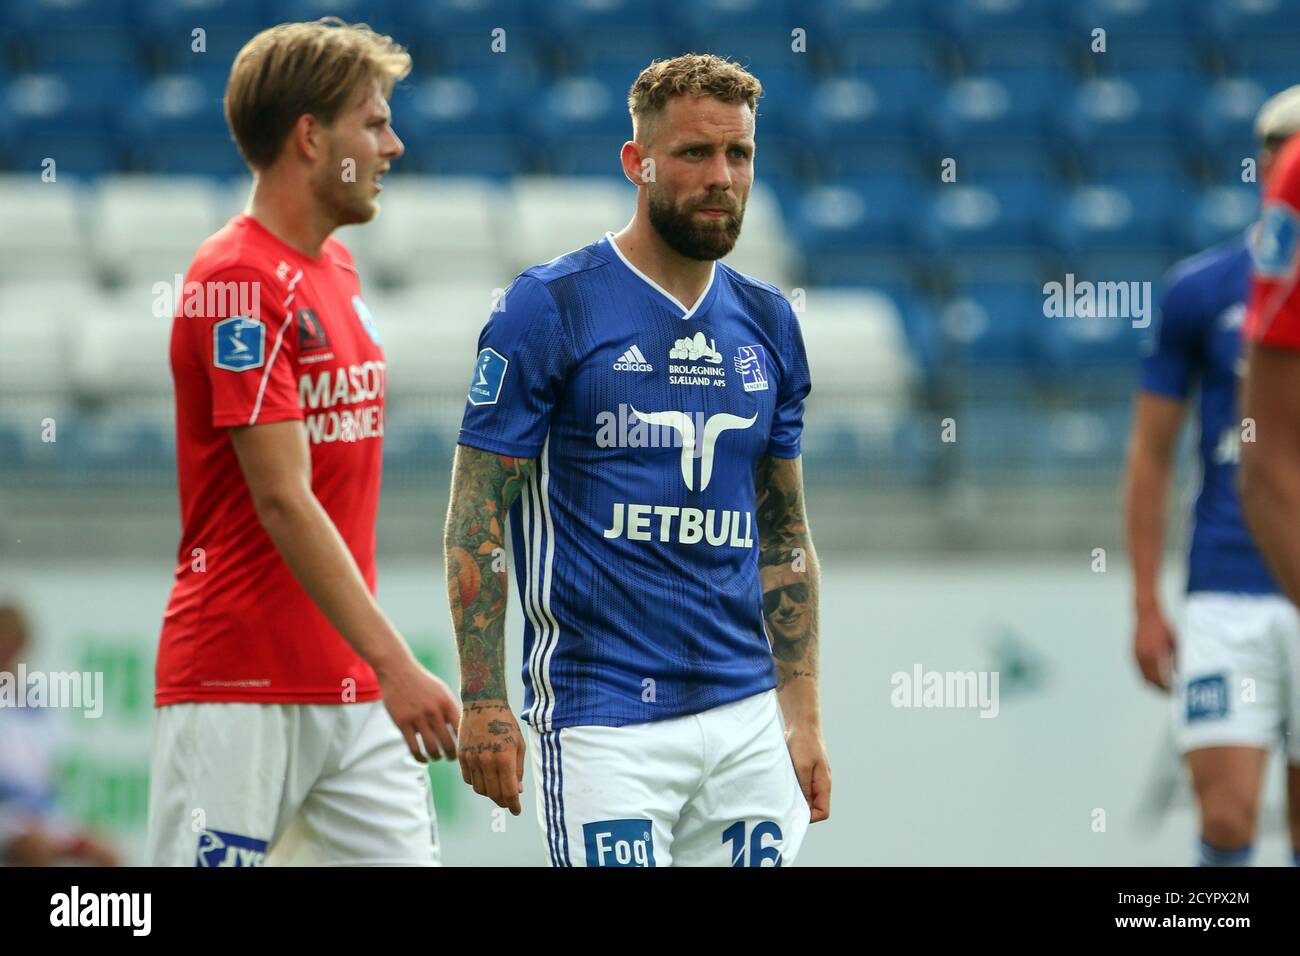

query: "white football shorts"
(146, 700), (439, 866)
(1173, 591), (1300, 762)
(527, 688), (812, 867)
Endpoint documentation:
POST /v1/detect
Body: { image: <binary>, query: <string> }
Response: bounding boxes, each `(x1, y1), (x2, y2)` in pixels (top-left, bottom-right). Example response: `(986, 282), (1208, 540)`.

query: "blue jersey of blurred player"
(442, 54), (830, 866)
(1124, 86), (1300, 867)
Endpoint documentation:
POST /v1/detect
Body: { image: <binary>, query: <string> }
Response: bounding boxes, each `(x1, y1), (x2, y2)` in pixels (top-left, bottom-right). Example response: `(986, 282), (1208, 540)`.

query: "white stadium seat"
(798, 287), (914, 401)
(507, 176), (635, 273)
(0, 278), (91, 395)
(68, 279), (175, 397)
(90, 175), (223, 284)
(336, 176), (510, 289)
(0, 175), (94, 282)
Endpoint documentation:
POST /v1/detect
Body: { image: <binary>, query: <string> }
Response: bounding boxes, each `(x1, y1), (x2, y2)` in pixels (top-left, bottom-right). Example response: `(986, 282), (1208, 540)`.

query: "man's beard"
(315, 153), (379, 227)
(648, 187), (744, 261)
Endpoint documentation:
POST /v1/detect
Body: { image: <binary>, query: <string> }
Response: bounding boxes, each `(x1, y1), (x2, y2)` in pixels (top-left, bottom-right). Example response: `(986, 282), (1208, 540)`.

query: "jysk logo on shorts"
(213, 317), (265, 372)
(468, 348), (508, 406)
(1251, 202), (1300, 279)
(734, 344), (769, 392)
(195, 829), (268, 867)
(1186, 674), (1229, 722)
(583, 819), (655, 867)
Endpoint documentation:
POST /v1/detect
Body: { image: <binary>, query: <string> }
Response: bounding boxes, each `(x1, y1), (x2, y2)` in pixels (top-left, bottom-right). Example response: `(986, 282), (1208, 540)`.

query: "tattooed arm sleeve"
(755, 454), (821, 696)
(444, 444), (535, 702)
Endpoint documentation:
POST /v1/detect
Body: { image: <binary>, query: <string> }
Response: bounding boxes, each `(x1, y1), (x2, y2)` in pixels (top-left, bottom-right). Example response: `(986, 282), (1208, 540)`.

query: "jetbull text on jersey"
(597, 403), (757, 548)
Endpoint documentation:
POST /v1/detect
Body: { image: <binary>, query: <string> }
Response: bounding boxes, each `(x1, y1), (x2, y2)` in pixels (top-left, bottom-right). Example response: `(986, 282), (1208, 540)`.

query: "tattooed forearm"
(445, 445), (535, 702)
(755, 455), (820, 692)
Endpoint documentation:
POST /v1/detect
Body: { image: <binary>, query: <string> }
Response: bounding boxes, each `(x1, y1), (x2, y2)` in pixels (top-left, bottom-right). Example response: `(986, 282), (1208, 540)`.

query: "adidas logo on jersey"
(613, 345), (654, 372)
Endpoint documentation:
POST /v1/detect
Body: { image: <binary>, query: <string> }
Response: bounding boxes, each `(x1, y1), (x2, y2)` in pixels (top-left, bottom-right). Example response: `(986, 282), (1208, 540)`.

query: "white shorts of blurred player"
(146, 700), (439, 866)
(526, 688), (811, 867)
(1173, 592), (1300, 762)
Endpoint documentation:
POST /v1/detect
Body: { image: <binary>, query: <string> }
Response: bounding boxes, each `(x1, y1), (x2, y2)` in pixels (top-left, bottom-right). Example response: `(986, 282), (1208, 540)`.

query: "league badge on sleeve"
(734, 344), (769, 392)
(468, 347), (508, 406)
(213, 316), (266, 372)
(352, 295), (381, 345)
(1251, 202), (1300, 279)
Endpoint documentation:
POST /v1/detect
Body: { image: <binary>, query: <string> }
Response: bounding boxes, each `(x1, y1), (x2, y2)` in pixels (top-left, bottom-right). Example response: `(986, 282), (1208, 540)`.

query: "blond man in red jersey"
(147, 19), (458, 866)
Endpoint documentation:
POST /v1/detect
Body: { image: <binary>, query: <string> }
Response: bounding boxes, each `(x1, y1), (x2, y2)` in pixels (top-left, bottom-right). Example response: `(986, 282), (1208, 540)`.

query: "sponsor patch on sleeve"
(213, 316), (266, 372)
(1251, 202), (1300, 279)
(468, 347), (508, 406)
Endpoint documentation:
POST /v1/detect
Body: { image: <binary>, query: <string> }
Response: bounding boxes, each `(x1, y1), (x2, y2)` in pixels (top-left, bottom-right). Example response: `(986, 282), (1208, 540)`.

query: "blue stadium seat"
(1051, 174), (1190, 255)
(6, 0), (140, 68)
(1068, 0), (1199, 69)
(938, 0), (1069, 69)
(1186, 76), (1278, 182)
(931, 68), (1073, 177)
(1179, 185), (1258, 251)
(808, 68), (936, 177)
(116, 67), (244, 175)
(6, 68), (136, 176)
(135, 0), (273, 70)
(1199, 0), (1299, 71)
(268, 0), (397, 37)
(794, 176), (927, 285)
(811, 0), (945, 70)
(873, 282), (942, 382)
(917, 175), (1057, 254)
(524, 71), (637, 177)
(134, 0), (267, 33)
(390, 69), (524, 178)
(669, 0), (809, 73)
(536, 1), (670, 72)
(396, 0), (537, 71)
(1062, 70), (1206, 176)
(939, 283), (1048, 372)
(1038, 297), (1147, 373)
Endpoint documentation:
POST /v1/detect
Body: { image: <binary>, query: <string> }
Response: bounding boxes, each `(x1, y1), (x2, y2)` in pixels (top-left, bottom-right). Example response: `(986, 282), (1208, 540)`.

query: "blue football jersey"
(1140, 233), (1277, 595)
(458, 233), (811, 731)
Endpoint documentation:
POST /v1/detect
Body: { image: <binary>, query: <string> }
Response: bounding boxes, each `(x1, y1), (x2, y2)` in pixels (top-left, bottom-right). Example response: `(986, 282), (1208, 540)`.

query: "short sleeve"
(1139, 272), (1201, 400)
(457, 274), (571, 459)
(766, 300), (811, 458)
(193, 265), (301, 428)
(1247, 135), (1300, 350)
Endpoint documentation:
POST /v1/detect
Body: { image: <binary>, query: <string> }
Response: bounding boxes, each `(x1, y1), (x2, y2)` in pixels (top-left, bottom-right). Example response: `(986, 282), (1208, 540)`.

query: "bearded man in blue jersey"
(443, 54), (829, 867)
(1124, 86), (1300, 867)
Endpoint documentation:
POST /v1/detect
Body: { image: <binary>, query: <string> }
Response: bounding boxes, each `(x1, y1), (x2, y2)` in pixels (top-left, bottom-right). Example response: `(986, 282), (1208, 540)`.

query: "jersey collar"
(603, 231), (717, 321)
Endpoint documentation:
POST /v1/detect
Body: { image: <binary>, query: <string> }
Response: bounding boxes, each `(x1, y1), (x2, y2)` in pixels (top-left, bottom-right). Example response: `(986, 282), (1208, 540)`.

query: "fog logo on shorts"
(583, 819), (655, 867)
(195, 829), (268, 867)
(1186, 674), (1229, 722)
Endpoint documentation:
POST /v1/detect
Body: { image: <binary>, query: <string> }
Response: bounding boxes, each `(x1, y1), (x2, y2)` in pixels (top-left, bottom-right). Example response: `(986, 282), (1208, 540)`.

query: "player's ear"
(291, 113), (322, 164)
(620, 140), (647, 189)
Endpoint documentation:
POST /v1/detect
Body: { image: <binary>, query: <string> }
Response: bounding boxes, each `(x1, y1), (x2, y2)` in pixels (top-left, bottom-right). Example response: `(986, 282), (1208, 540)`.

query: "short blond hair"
(628, 54), (763, 142)
(1257, 84), (1300, 155)
(225, 17), (411, 169)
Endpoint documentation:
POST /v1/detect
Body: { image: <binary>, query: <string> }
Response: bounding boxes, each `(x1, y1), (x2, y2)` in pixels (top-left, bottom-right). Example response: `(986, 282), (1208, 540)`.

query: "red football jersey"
(156, 214), (387, 705)
(1247, 135), (1300, 349)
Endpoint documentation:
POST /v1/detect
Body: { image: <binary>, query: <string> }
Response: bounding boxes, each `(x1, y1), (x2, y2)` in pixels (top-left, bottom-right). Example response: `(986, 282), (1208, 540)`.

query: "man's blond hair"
(628, 54), (763, 143)
(225, 17), (411, 170)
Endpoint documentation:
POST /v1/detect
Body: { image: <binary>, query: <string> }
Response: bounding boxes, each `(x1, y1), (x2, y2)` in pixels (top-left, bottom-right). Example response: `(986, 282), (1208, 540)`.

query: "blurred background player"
(0, 603), (119, 867)
(146, 19), (458, 866)
(1241, 89), (1300, 870)
(1131, 85), (1300, 867)
(444, 54), (829, 867)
